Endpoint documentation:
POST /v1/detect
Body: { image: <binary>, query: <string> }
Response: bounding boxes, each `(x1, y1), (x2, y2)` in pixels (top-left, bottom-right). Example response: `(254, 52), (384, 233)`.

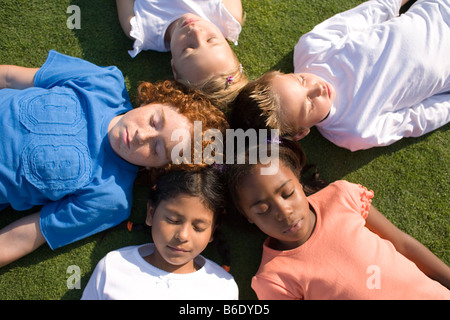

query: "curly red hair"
(136, 80), (229, 172)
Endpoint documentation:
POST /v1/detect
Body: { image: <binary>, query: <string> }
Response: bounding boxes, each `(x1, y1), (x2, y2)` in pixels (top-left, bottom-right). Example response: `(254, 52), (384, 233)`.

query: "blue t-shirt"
(0, 50), (139, 249)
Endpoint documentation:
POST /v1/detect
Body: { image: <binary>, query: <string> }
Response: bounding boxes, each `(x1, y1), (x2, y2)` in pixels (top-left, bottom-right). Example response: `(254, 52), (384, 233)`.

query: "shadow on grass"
(300, 123), (450, 183)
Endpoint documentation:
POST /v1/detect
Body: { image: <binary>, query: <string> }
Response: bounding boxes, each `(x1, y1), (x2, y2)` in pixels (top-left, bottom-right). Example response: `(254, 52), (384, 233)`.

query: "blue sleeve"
(34, 50), (131, 105)
(39, 179), (133, 250)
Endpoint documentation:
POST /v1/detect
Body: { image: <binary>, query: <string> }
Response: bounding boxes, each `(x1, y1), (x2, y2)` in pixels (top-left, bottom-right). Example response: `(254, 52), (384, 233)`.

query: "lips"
(181, 18), (198, 28)
(122, 129), (130, 149)
(325, 83), (332, 99)
(283, 218), (303, 234)
(167, 245), (190, 253)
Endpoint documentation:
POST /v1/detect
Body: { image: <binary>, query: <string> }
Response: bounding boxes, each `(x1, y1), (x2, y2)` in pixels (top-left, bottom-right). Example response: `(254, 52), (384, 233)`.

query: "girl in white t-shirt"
(116, 0), (247, 110)
(81, 167), (238, 300)
(230, 0), (450, 151)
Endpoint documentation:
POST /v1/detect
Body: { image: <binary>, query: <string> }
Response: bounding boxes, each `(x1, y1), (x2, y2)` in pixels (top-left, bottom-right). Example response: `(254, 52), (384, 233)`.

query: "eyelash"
(283, 189), (295, 199)
(257, 189), (295, 215)
(166, 217), (207, 232)
(166, 217), (178, 224)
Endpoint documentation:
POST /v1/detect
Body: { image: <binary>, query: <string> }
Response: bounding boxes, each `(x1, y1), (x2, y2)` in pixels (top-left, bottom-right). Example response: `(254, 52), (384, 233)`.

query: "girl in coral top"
(226, 139), (450, 299)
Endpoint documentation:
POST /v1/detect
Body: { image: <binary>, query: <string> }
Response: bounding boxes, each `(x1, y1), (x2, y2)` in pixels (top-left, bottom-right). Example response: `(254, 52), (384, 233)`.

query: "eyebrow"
(249, 180), (292, 208)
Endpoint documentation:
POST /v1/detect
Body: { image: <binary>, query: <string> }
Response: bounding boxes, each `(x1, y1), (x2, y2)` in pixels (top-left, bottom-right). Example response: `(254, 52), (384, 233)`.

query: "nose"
(274, 200), (294, 222)
(175, 224), (190, 242)
(134, 128), (156, 145)
(187, 25), (203, 47)
(307, 82), (323, 99)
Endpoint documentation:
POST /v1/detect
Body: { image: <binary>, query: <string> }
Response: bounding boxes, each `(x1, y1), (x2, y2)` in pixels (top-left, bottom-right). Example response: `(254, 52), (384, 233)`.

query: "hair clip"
(226, 75), (234, 84)
(267, 136), (282, 144)
(212, 163), (227, 173)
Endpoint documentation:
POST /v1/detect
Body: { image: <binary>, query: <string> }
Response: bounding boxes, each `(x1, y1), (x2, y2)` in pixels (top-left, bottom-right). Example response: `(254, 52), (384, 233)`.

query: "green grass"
(0, 0), (448, 300)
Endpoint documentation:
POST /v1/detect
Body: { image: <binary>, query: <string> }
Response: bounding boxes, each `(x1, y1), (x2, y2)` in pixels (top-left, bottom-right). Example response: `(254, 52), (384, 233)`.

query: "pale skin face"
(145, 194), (215, 274)
(108, 103), (193, 169)
(237, 162), (316, 250)
(168, 13), (236, 84)
(271, 72), (335, 140)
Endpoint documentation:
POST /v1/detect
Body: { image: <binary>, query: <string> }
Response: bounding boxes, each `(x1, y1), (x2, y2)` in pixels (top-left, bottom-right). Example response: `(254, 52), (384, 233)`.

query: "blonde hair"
(230, 70), (298, 136)
(176, 56), (248, 112)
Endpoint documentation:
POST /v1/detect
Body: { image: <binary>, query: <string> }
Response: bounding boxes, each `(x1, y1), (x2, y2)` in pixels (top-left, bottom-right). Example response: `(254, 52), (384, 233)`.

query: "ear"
(145, 202), (155, 227)
(208, 224), (218, 243)
(171, 59), (178, 79)
(292, 128), (310, 141)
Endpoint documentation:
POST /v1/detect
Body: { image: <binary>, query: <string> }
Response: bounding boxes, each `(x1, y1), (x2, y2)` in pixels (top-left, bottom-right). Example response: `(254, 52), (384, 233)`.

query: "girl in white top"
(116, 0), (246, 110)
(81, 168), (238, 300)
(231, 0), (450, 151)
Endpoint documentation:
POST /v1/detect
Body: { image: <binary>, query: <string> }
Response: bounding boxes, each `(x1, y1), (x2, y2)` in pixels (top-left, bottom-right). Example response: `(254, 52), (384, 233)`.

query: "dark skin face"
(237, 162), (316, 250)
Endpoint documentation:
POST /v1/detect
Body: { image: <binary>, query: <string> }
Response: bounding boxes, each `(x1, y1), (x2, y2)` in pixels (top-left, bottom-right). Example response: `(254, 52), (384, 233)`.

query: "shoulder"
(309, 180), (374, 219)
(201, 256), (236, 281)
(312, 180), (367, 197)
(88, 245), (142, 279)
(198, 256), (239, 298)
(103, 245), (143, 263)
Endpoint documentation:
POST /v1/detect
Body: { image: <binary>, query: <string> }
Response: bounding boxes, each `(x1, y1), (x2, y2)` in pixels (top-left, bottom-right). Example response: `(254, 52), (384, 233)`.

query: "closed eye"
(282, 189), (295, 199)
(166, 217), (179, 224)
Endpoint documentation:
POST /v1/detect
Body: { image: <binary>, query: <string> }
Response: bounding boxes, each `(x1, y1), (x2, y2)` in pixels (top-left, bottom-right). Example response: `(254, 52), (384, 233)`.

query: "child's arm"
(0, 65), (39, 89)
(0, 212), (47, 268)
(116, 0), (135, 40)
(365, 205), (450, 289)
(222, 0), (244, 25)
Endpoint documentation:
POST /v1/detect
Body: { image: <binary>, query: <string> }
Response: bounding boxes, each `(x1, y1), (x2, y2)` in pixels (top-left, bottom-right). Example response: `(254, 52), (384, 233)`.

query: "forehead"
(158, 194), (214, 221)
(239, 161), (294, 194)
(270, 74), (305, 132)
(175, 45), (235, 83)
(271, 74), (300, 102)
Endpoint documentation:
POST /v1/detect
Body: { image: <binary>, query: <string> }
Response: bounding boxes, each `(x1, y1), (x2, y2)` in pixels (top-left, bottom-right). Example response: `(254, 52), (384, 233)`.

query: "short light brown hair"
(230, 70), (296, 136)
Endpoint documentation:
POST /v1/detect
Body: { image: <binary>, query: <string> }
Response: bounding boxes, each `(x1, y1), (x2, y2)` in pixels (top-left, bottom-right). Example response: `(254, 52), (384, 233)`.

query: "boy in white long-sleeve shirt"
(230, 0), (450, 151)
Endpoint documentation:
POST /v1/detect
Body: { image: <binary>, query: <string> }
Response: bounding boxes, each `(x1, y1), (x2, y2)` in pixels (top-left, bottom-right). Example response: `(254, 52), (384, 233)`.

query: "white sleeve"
(295, 0), (402, 61)
(320, 93), (450, 151)
(315, 0), (402, 35)
(80, 257), (107, 300)
(385, 93), (450, 142)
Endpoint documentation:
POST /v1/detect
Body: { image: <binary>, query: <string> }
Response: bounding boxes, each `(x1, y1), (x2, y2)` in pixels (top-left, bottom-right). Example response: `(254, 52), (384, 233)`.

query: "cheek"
(151, 220), (171, 242)
(193, 231), (214, 251)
